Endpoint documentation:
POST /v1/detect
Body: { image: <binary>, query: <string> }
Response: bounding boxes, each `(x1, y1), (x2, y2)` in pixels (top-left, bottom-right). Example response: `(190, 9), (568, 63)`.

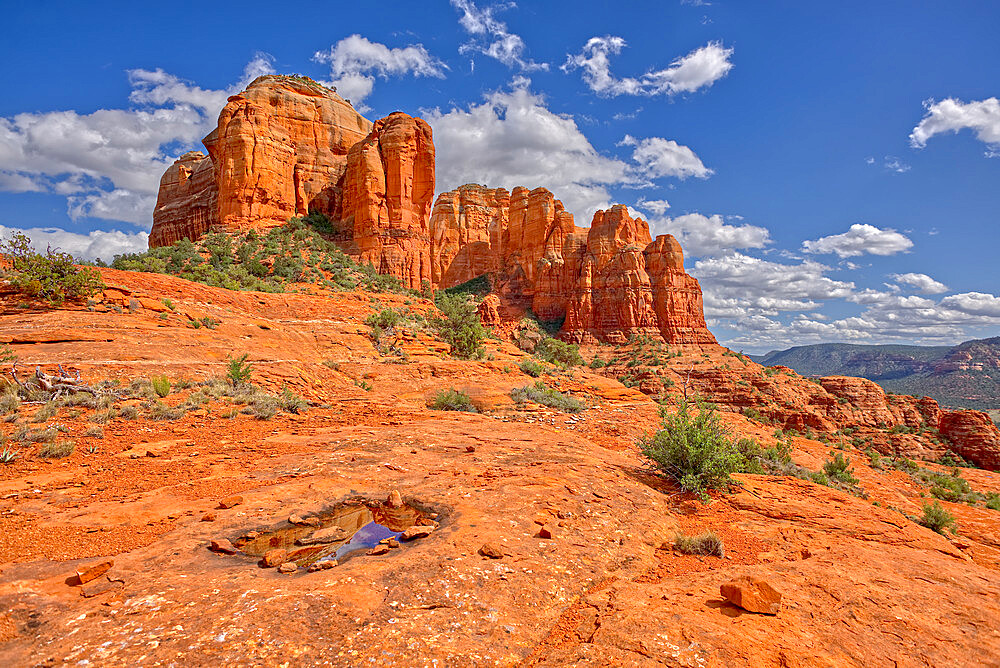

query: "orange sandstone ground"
(1, 269), (999, 666)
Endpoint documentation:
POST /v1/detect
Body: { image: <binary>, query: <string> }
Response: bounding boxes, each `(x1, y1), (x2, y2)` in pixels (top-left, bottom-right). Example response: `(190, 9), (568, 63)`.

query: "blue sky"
(1, 0), (998, 353)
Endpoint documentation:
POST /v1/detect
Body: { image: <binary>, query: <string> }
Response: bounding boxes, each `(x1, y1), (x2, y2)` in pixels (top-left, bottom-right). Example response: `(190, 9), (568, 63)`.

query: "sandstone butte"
(2, 75), (1000, 666)
(151, 75), (714, 343)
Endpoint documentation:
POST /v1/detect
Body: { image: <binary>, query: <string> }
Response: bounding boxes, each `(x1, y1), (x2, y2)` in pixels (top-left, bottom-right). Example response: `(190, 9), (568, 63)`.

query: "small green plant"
(673, 531), (725, 557)
(32, 401), (58, 423)
(200, 316), (219, 329)
(510, 382), (583, 413)
(589, 355), (605, 369)
(432, 293), (487, 359)
(822, 451), (860, 486)
(533, 337), (583, 367)
(519, 359), (546, 377)
(322, 359), (341, 370)
(39, 439), (75, 458)
(278, 387), (308, 414)
(430, 388), (478, 413)
(354, 378), (373, 392)
(82, 426), (104, 439)
(0, 343), (18, 364)
(0, 446), (18, 464)
(918, 501), (956, 535)
(150, 375), (171, 398)
(226, 353), (253, 386)
(639, 399), (762, 500)
(162, 298), (175, 310)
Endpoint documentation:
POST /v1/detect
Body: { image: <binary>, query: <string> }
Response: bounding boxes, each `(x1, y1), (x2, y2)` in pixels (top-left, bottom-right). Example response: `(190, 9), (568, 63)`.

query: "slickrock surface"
(1, 268), (1000, 666)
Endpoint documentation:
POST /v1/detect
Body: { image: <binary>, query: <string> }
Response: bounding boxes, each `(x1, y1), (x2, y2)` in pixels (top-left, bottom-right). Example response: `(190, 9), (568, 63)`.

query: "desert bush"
(82, 426), (104, 439)
(32, 401), (57, 423)
(822, 452), (860, 486)
(0, 343), (17, 364)
(39, 440), (75, 458)
(145, 400), (184, 421)
(432, 294), (486, 359)
(278, 387), (308, 414)
(150, 375), (171, 398)
(509, 381), (583, 413)
(0, 232), (104, 304)
(519, 359), (546, 377)
(226, 353), (253, 386)
(639, 399), (762, 500)
(244, 395), (278, 420)
(589, 355), (605, 369)
(918, 501), (956, 534)
(533, 337), (583, 367)
(674, 531), (725, 557)
(430, 388), (478, 413)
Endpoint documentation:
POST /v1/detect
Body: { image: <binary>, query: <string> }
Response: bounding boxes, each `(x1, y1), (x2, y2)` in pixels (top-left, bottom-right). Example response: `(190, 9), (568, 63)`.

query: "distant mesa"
(150, 74), (715, 346)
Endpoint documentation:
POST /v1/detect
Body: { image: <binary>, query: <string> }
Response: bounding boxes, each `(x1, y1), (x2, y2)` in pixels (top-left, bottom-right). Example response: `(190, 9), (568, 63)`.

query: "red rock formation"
(149, 151), (218, 247)
(204, 75), (372, 234)
(151, 75), (372, 245)
(429, 185), (509, 287)
(939, 410), (1000, 470)
(340, 112), (436, 291)
(644, 235), (716, 345)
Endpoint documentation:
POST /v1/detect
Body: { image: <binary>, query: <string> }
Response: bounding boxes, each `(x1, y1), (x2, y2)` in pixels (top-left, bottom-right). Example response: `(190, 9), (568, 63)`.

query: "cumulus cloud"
(891, 272), (948, 294)
(425, 79), (711, 221)
(313, 34), (447, 107)
(636, 197), (670, 215)
(0, 55), (277, 229)
(649, 213), (770, 257)
(940, 292), (1000, 317)
(0, 225), (149, 262)
(910, 97), (1000, 153)
(451, 0), (546, 71)
(802, 224), (913, 258)
(562, 37), (733, 97)
(882, 156), (911, 173)
(619, 135), (712, 180)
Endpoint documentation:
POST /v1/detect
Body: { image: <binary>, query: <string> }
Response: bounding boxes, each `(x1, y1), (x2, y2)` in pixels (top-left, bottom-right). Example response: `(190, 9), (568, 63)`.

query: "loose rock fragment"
(387, 490), (403, 507)
(277, 562), (298, 574)
(75, 559), (114, 584)
(296, 526), (349, 545)
(538, 526), (556, 540)
(367, 544), (391, 555)
(289, 513), (320, 527)
(200, 513), (216, 522)
(217, 495), (243, 509)
(401, 525), (435, 541)
(479, 543), (504, 559)
(209, 539), (238, 555)
(720, 576), (782, 615)
(261, 549), (287, 568)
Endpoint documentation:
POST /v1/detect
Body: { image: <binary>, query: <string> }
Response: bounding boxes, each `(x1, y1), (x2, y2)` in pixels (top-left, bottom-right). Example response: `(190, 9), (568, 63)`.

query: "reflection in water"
(232, 501), (428, 567)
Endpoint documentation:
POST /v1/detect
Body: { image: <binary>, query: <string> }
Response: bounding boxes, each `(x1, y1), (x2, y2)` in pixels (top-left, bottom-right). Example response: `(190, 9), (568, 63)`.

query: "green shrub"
(674, 531), (725, 557)
(150, 375), (171, 398)
(429, 388), (478, 413)
(432, 294), (486, 359)
(0, 343), (17, 364)
(918, 501), (956, 534)
(589, 355), (605, 369)
(32, 401), (57, 423)
(226, 353), (253, 386)
(0, 446), (18, 464)
(638, 399), (762, 500)
(366, 308), (403, 330)
(533, 337), (583, 367)
(278, 387), (308, 414)
(519, 359), (546, 377)
(244, 395), (278, 420)
(510, 381), (583, 413)
(0, 232), (104, 304)
(83, 426), (104, 439)
(985, 493), (1000, 511)
(822, 452), (860, 485)
(39, 439), (75, 458)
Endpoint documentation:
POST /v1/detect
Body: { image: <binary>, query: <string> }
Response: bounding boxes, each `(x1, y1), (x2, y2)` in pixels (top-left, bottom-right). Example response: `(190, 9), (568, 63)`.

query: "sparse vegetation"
(918, 501), (956, 534)
(510, 381), (583, 413)
(519, 359), (546, 377)
(151, 375), (171, 398)
(674, 531), (725, 557)
(226, 353), (253, 386)
(39, 439), (75, 458)
(1, 232), (104, 304)
(429, 388), (478, 413)
(533, 337), (583, 368)
(638, 399), (762, 500)
(432, 293), (487, 359)
(822, 452), (860, 486)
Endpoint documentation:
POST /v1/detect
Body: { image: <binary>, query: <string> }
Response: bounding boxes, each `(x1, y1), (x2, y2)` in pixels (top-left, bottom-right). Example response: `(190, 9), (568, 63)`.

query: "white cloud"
(312, 34), (447, 108)
(882, 156), (911, 173)
(891, 272), (948, 294)
(0, 55), (276, 229)
(636, 197), (670, 215)
(619, 134), (712, 179)
(649, 213), (770, 257)
(802, 224), (913, 258)
(940, 292), (1000, 317)
(910, 97), (1000, 152)
(562, 37), (733, 97)
(0, 225), (149, 262)
(451, 0), (547, 71)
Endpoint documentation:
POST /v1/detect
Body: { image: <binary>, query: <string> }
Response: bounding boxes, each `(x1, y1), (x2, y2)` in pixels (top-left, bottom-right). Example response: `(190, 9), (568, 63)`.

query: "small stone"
(75, 559), (113, 584)
(320, 560), (338, 569)
(289, 514), (320, 527)
(240, 531), (261, 541)
(201, 513), (216, 522)
(209, 539), (238, 555)
(296, 526), (348, 545)
(556, 510), (573, 520)
(479, 543), (504, 559)
(401, 525), (435, 541)
(367, 544), (391, 556)
(720, 576), (782, 615)
(80, 577), (123, 598)
(465, 446), (476, 453)
(538, 525), (556, 540)
(261, 549), (287, 568)
(387, 490), (403, 507)
(217, 495), (243, 509)
(277, 562), (298, 574)
(387, 538), (399, 549)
